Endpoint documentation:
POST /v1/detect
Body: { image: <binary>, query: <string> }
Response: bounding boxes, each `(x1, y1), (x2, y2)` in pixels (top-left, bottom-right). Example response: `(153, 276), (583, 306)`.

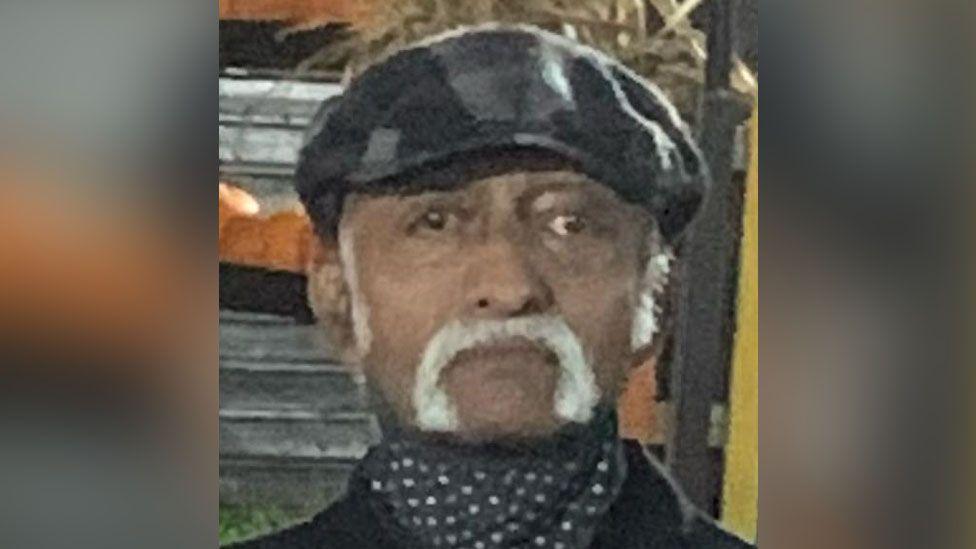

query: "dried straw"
(293, 0), (756, 116)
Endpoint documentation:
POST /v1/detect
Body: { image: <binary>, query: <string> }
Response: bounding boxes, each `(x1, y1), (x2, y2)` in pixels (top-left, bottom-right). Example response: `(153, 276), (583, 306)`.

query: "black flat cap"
(296, 24), (709, 241)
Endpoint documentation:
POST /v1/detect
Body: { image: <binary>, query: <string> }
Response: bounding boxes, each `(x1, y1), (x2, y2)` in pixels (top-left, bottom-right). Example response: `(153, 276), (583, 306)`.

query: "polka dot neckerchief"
(351, 412), (627, 549)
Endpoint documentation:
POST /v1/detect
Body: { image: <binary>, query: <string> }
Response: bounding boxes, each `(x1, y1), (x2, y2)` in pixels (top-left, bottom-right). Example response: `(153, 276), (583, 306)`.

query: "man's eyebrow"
(517, 177), (599, 218)
(396, 190), (470, 214)
(367, 178), (470, 199)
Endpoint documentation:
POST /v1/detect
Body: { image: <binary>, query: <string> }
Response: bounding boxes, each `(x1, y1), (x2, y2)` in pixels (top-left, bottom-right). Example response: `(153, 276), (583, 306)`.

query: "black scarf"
(349, 409), (627, 549)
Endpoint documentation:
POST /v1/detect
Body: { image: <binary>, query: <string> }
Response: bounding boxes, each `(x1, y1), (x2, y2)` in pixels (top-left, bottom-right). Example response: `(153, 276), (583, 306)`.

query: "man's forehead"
(460, 169), (600, 199)
(364, 169), (612, 205)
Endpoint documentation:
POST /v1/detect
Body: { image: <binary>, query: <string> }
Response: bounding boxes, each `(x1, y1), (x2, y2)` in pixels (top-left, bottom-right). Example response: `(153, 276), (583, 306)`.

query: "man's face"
(331, 170), (662, 442)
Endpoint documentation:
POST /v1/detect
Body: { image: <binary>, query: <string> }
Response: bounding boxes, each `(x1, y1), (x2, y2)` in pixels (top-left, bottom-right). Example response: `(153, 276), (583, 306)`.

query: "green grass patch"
(219, 504), (308, 546)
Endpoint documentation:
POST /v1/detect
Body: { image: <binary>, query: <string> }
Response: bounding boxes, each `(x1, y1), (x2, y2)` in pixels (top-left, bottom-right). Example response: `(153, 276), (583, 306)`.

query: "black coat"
(229, 441), (753, 549)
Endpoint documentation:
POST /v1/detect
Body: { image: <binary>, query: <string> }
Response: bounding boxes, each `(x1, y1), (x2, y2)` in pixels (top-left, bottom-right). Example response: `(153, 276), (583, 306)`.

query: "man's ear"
(305, 237), (360, 363)
(630, 242), (675, 369)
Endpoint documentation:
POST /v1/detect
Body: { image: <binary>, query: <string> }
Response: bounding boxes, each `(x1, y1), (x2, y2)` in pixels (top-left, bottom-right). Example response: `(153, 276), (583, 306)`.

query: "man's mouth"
(443, 337), (559, 373)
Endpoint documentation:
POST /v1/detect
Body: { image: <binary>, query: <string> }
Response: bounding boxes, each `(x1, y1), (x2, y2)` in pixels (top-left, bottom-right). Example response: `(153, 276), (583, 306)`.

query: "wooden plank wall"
(219, 74), (376, 512)
(219, 310), (380, 511)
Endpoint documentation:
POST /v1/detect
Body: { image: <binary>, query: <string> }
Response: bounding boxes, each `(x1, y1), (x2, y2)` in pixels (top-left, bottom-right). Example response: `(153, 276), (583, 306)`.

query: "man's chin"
(439, 364), (562, 441)
(448, 411), (566, 444)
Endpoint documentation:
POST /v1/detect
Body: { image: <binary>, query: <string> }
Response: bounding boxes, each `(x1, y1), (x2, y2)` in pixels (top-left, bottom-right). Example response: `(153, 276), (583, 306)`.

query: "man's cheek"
(561, 285), (633, 339)
(569, 300), (635, 383)
(372, 272), (457, 329)
(363, 350), (417, 421)
(362, 302), (438, 406)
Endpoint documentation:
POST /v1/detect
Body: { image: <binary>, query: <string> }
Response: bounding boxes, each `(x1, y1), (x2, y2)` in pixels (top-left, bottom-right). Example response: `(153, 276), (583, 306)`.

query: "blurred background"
(0, 0), (973, 548)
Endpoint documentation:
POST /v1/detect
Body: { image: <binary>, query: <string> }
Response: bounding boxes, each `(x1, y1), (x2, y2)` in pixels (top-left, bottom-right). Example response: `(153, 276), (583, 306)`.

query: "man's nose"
(463, 240), (554, 318)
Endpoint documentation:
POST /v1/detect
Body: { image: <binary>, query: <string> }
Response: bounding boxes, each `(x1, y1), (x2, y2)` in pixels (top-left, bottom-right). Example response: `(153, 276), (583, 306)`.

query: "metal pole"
(666, 0), (747, 514)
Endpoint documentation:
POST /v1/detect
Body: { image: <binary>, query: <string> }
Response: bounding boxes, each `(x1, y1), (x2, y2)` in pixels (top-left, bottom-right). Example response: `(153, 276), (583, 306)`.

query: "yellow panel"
(721, 105), (759, 542)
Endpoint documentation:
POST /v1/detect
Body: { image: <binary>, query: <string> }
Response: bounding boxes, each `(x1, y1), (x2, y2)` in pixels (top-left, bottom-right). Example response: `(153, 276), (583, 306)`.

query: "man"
(234, 24), (752, 549)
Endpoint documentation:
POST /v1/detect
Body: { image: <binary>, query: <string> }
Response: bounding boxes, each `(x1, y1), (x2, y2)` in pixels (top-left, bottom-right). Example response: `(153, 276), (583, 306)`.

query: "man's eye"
(548, 214), (587, 236)
(413, 209), (454, 232)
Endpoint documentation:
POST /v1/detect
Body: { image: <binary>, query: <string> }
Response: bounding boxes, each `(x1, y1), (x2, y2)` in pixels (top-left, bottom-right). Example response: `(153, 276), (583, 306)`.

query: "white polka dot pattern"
(353, 419), (625, 549)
